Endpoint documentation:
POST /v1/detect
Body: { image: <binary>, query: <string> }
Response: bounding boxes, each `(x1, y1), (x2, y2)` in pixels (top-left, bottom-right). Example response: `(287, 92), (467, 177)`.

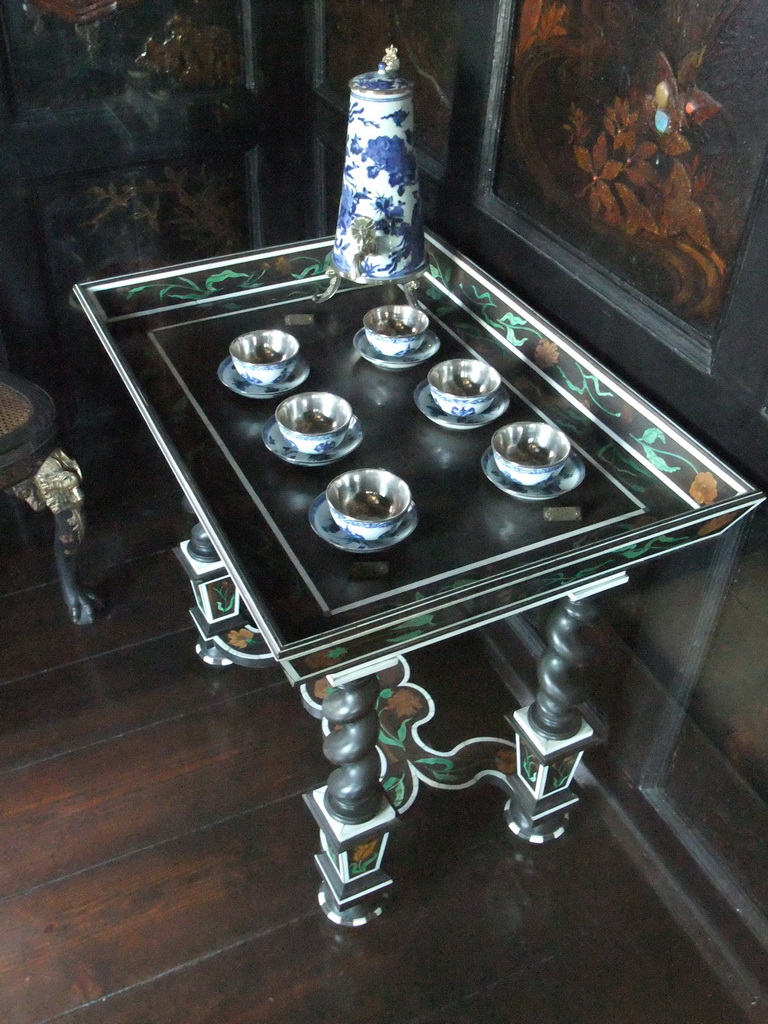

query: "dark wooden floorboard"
(0, 682), (322, 898)
(0, 441), (753, 1024)
(0, 550), (190, 683)
(53, 790), (748, 1024)
(0, 799), (319, 1023)
(0, 631), (271, 773)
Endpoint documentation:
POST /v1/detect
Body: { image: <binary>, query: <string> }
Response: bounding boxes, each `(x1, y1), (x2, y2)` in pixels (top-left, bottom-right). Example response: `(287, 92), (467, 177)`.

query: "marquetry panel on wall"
(2, 0), (246, 115)
(490, 0), (768, 338)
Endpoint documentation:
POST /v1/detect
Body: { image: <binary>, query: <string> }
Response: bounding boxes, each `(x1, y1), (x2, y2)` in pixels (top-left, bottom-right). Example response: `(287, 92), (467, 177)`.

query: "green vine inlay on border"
(382, 773), (408, 807)
(125, 268), (268, 303)
(384, 611), (437, 645)
(597, 443), (655, 494)
(548, 759), (574, 790)
(630, 427), (699, 475)
(289, 256), (328, 279)
(462, 284), (540, 346)
(413, 755), (460, 783)
(555, 364), (620, 417)
(212, 582), (236, 614)
(522, 752), (539, 784)
(349, 848), (379, 876)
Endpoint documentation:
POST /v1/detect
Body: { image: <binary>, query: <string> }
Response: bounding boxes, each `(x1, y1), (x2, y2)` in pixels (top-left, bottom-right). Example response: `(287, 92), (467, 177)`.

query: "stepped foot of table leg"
(318, 882), (386, 927)
(195, 637), (234, 667)
(175, 522), (275, 670)
(504, 595), (603, 842)
(305, 785), (396, 928)
(504, 786), (572, 844)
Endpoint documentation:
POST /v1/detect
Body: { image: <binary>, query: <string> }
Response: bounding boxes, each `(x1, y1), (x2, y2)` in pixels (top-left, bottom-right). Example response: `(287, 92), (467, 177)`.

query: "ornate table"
(74, 233), (763, 925)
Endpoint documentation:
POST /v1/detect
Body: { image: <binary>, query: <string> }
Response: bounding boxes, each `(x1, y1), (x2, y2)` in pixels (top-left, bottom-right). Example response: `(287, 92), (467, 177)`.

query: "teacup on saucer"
(428, 359), (501, 418)
(275, 392), (352, 454)
(363, 305), (429, 358)
(230, 330), (299, 385)
(491, 421), (571, 486)
(326, 468), (412, 542)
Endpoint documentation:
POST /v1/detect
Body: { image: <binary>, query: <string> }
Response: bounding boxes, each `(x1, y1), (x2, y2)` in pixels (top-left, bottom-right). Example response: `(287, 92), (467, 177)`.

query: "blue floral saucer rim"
(353, 328), (440, 370)
(262, 415), (363, 466)
(481, 448), (586, 500)
(413, 379), (510, 430)
(309, 494), (418, 552)
(217, 356), (310, 398)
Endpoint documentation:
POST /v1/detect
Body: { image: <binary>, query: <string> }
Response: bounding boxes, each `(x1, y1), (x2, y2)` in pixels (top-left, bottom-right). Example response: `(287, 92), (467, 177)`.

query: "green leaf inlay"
(630, 428), (699, 474)
(556, 365), (621, 417)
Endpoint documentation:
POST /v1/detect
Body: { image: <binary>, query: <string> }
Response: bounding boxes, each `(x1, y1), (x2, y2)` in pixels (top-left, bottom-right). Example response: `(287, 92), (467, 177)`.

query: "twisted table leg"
(504, 595), (603, 842)
(304, 658), (398, 926)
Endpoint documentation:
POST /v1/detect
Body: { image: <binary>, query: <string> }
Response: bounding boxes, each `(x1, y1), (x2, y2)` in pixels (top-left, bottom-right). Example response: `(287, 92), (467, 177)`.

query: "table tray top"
(75, 233), (763, 678)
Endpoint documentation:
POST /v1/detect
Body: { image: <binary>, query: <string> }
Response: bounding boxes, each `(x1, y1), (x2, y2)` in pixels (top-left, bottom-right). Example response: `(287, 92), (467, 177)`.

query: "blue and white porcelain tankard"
(330, 46), (426, 285)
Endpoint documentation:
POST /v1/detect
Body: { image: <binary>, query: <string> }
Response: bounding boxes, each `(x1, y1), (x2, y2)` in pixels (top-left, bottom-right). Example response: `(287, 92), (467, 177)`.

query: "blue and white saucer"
(309, 494), (418, 552)
(353, 328), (440, 371)
(414, 379), (510, 430)
(481, 448), (585, 501)
(263, 415), (363, 466)
(217, 356), (310, 398)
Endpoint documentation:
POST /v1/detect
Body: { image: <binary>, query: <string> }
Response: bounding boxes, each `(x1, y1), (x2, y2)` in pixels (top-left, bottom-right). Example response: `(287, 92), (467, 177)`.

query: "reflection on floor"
(0, 433), (754, 1024)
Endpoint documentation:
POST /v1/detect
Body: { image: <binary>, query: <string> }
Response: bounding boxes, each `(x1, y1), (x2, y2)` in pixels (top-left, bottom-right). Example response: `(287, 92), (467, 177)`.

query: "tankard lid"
(350, 46), (412, 98)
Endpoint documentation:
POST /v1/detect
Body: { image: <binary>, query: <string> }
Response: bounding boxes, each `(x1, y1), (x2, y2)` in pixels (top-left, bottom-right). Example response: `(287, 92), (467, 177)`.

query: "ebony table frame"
(75, 232), (763, 926)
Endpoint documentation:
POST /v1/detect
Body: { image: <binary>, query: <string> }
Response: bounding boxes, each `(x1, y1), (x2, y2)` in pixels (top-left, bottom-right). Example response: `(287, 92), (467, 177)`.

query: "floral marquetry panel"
(25, 0), (145, 25)
(41, 159), (250, 287)
(2, 0), (244, 113)
(319, 0), (459, 165)
(492, 0), (768, 336)
(36, 155), (252, 406)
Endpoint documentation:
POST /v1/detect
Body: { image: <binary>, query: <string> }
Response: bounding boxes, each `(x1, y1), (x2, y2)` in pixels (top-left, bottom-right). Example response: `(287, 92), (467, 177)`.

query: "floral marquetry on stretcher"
(74, 231), (763, 925)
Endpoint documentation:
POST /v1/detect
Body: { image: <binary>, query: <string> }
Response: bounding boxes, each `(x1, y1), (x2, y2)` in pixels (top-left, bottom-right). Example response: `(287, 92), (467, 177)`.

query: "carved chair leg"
(9, 448), (98, 626)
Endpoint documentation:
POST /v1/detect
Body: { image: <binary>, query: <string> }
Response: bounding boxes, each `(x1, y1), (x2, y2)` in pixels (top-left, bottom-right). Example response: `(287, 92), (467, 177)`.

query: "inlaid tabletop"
(74, 232), (763, 680)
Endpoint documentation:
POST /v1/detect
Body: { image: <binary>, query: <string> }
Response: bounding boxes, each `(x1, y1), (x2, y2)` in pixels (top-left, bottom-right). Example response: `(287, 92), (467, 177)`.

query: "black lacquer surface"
(149, 285), (641, 616)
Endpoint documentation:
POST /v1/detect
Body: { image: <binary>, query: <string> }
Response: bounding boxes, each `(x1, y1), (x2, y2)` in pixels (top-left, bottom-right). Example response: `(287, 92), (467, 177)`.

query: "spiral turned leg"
(304, 660), (399, 926)
(323, 673), (384, 824)
(505, 596), (602, 843)
(530, 597), (599, 740)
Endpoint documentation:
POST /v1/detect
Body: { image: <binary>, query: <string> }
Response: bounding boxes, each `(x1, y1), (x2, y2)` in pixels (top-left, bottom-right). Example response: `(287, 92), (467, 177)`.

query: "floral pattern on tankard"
(331, 46), (426, 283)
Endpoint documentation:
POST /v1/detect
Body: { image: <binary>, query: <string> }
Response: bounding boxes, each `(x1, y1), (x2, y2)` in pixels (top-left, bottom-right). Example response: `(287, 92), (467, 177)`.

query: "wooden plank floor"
(0, 435), (752, 1024)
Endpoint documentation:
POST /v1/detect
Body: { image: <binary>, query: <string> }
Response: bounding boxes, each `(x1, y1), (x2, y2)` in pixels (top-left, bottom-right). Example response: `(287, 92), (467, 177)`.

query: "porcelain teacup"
(363, 305), (429, 358)
(491, 422), (571, 486)
(428, 359), (501, 418)
(326, 468), (412, 541)
(275, 392), (353, 454)
(230, 330), (299, 385)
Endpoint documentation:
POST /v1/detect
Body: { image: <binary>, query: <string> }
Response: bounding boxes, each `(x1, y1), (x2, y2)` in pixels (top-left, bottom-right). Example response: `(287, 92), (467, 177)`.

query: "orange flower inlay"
(495, 748), (518, 775)
(351, 839), (380, 864)
(227, 628), (255, 649)
(534, 338), (560, 368)
(689, 471), (718, 505)
(382, 687), (424, 719)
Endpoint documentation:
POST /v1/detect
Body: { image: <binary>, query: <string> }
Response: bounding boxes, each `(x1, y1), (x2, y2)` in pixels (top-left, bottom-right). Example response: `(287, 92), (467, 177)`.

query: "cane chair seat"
(0, 370), (57, 488)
